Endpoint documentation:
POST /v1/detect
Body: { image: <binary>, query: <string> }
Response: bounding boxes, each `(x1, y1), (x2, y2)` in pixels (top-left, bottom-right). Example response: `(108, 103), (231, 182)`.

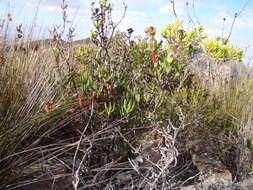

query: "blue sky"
(0, 0), (252, 63)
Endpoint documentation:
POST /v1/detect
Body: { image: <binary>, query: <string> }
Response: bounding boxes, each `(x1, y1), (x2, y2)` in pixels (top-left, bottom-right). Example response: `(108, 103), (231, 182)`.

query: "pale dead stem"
(72, 101), (94, 190)
(116, 106), (194, 189)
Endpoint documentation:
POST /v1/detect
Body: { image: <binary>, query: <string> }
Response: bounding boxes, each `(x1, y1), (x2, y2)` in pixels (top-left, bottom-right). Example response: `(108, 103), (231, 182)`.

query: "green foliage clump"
(161, 20), (206, 56)
(161, 20), (243, 63)
(203, 38), (243, 62)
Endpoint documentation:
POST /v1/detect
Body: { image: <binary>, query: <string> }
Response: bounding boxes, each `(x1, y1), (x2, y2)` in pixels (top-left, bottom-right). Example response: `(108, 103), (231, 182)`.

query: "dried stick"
(170, 0), (178, 19)
(72, 101), (94, 190)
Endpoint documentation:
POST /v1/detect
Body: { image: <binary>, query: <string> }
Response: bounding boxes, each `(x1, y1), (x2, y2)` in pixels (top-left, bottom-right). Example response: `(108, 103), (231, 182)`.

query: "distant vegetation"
(0, 0), (252, 189)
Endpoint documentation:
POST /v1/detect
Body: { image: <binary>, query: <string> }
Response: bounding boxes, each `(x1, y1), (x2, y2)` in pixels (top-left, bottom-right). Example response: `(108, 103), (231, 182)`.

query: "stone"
(180, 176), (253, 190)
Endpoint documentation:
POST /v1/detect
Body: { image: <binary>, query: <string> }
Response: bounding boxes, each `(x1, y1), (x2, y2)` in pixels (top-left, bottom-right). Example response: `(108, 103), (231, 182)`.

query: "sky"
(0, 0), (252, 63)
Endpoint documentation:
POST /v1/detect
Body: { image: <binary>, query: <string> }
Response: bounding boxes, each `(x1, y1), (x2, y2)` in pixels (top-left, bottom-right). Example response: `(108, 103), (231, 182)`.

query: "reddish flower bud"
(44, 102), (52, 113)
(151, 53), (157, 65)
(76, 94), (84, 106)
(106, 85), (113, 96)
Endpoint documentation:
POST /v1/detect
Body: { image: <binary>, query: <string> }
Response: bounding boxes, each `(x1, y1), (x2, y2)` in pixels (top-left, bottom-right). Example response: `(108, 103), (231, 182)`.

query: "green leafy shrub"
(203, 38), (243, 62)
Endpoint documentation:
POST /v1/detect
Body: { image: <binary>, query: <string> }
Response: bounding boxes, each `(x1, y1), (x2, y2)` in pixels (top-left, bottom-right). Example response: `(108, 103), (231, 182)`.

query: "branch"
(170, 0), (178, 19)
(226, 0), (251, 43)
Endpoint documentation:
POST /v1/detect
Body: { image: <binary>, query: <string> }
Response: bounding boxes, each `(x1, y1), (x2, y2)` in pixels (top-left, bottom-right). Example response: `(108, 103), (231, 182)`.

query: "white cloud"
(114, 0), (163, 10)
(118, 10), (151, 33)
(159, 1), (186, 17)
(25, 0), (60, 9)
(25, 0), (88, 13)
(40, 4), (60, 12)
